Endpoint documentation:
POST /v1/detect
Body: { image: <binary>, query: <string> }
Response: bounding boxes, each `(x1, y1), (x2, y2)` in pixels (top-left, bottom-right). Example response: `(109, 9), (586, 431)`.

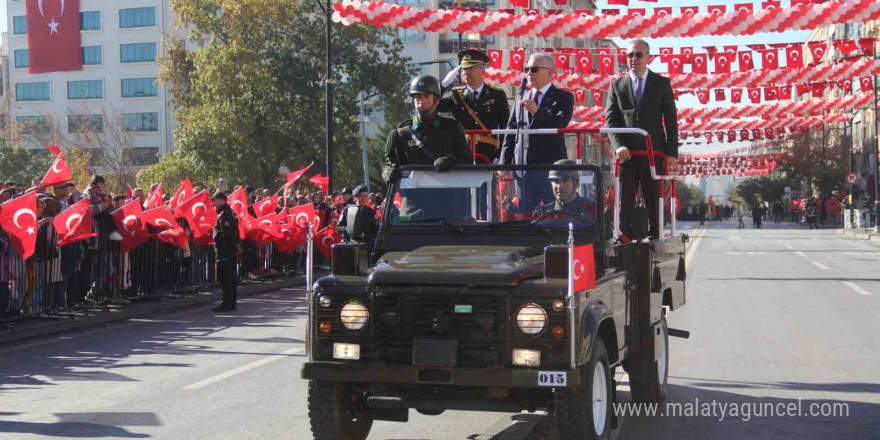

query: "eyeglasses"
(626, 52), (645, 59)
(524, 66), (549, 73)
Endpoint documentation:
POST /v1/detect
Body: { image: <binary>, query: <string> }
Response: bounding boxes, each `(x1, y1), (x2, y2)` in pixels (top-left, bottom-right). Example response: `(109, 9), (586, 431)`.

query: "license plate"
(537, 371), (567, 387)
(412, 338), (457, 367)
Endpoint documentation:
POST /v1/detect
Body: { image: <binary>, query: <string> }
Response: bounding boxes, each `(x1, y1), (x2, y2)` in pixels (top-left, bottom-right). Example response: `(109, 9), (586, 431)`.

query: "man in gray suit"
(606, 39), (678, 239)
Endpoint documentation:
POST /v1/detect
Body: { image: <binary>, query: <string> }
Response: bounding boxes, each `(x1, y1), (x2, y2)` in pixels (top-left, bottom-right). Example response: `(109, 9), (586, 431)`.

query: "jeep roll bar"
(463, 127), (682, 243)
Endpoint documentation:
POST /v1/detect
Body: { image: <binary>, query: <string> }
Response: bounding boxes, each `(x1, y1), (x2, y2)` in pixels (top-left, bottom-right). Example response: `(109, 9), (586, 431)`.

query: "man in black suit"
(606, 39), (679, 239)
(500, 53), (574, 214)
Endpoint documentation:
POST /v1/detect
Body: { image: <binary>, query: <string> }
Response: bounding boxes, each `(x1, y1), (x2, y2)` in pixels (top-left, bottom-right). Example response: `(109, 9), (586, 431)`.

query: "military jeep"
(301, 163), (687, 440)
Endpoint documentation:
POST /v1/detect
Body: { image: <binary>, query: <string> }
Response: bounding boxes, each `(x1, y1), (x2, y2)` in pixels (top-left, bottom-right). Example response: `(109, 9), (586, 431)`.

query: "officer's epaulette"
(452, 86), (465, 91)
(397, 119), (414, 129)
(487, 84), (506, 93)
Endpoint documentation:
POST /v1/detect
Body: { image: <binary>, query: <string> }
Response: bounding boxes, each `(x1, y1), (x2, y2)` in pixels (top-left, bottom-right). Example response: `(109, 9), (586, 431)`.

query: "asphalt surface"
(0, 220), (878, 439)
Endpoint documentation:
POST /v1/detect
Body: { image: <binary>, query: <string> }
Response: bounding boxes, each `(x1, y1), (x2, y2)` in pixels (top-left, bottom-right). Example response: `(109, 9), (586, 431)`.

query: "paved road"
(1, 221), (878, 439)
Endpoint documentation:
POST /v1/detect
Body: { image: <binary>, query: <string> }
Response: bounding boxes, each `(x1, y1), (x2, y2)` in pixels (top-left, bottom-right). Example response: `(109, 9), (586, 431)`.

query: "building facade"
(2, 0), (189, 169)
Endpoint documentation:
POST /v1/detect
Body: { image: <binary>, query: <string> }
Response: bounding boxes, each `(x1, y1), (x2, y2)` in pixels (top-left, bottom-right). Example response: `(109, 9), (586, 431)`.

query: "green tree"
(152, 0), (414, 190)
(0, 144), (52, 187)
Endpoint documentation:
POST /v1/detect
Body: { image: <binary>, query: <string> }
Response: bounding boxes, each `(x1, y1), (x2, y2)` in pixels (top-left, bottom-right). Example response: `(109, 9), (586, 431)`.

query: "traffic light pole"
(874, 72), (879, 232)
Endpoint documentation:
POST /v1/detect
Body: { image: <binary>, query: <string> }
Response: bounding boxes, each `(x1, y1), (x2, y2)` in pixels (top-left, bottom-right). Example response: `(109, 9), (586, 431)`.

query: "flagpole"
(306, 222), (316, 362)
(567, 222), (576, 370)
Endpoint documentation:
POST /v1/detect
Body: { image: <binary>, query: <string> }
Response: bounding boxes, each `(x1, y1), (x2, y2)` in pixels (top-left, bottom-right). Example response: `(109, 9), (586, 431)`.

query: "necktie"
(635, 77), (644, 107)
(534, 90), (542, 106)
(471, 90), (479, 103)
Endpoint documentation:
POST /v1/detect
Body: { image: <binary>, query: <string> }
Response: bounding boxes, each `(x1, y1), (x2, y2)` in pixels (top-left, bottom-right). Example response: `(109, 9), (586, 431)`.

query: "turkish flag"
(627, 8), (645, 18)
(764, 87), (778, 101)
(666, 55), (684, 74)
(597, 54), (615, 74)
(785, 46), (803, 69)
(860, 77), (874, 93)
(858, 38), (876, 57)
(0, 192), (39, 259)
(177, 190), (213, 239)
(112, 200), (150, 253)
(734, 3), (753, 13)
(833, 40), (858, 55)
(140, 206), (178, 230)
(654, 7), (672, 16)
(738, 51), (755, 71)
(607, 0), (628, 5)
(309, 174), (329, 193)
(487, 49), (503, 69)
(282, 162), (313, 190)
(39, 152), (70, 188)
(617, 48), (628, 65)
(740, 130), (750, 141)
(276, 223), (305, 253)
(707, 5), (726, 15)
(760, 49), (779, 70)
(169, 177), (194, 213)
(714, 53), (732, 74)
(765, 128), (775, 139)
(658, 47), (673, 58)
(762, 0), (781, 9)
(252, 194), (279, 217)
(510, 47), (526, 72)
(808, 43), (827, 65)
(574, 89), (585, 104)
(510, 0), (528, 7)
(314, 226), (343, 260)
(145, 183), (164, 210)
(778, 85), (792, 100)
(748, 88), (761, 104)
(752, 129), (763, 140)
(591, 90), (603, 106)
(575, 51), (592, 73)
(727, 130), (737, 141)
(155, 227), (190, 251)
(25, 0), (82, 74)
(571, 244), (596, 292)
(574, 9), (593, 18)
(696, 89), (709, 104)
(680, 6), (699, 15)
(714, 89), (726, 102)
(288, 203), (321, 231)
(245, 213), (283, 246)
(554, 53), (571, 71)
(691, 54), (708, 74)
(795, 84), (810, 96)
(227, 187), (248, 218)
(52, 198), (95, 246)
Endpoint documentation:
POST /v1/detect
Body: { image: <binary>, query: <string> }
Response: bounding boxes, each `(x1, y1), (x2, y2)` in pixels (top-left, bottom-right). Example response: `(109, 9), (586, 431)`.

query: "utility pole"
(873, 45), (879, 231)
(358, 92), (370, 191)
(323, 0), (335, 192)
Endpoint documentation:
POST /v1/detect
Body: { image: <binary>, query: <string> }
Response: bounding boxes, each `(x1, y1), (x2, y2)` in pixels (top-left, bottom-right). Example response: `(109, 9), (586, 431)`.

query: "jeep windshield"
(384, 165), (600, 230)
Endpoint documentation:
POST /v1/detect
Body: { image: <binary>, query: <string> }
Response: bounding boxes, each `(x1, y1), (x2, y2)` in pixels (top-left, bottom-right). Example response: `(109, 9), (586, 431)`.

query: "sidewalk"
(0, 275), (311, 347)
(840, 228), (880, 241)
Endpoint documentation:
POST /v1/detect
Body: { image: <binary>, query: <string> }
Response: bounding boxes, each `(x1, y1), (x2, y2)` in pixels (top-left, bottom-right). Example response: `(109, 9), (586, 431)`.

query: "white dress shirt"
(629, 69), (648, 100)
(532, 83), (552, 106)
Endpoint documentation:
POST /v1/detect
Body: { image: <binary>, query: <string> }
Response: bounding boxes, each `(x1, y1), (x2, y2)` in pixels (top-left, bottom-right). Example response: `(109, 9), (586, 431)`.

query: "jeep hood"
(369, 246), (544, 287)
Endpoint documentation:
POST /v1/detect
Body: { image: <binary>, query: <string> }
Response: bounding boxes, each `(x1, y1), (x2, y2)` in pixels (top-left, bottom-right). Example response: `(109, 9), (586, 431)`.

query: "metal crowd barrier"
(0, 218), (304, 322)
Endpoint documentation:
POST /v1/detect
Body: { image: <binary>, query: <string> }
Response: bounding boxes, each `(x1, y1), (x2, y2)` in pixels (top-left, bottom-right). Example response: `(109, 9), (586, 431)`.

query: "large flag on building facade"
(26, 0), (83, 74)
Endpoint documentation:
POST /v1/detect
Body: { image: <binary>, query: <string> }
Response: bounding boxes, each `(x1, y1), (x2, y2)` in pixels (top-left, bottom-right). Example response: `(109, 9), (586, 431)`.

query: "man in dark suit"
(606, 39), (678, 239)
(500, 53), (574, 214)
(439, 49), (510, 164)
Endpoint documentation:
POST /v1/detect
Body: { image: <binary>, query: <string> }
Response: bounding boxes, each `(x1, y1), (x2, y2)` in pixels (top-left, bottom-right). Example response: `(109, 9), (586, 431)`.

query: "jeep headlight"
(516, 303), (547, 336)
(339, 300), (369, 331)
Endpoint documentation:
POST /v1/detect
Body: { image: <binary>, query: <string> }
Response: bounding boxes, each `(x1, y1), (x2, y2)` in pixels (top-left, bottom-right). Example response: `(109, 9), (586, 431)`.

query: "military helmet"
(548, 159), (580, 181)
(408, 75), (442, 97)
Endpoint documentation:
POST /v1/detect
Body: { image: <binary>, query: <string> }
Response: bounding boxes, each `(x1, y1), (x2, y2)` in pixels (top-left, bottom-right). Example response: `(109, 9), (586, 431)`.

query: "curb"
(0, 276), (308, 347)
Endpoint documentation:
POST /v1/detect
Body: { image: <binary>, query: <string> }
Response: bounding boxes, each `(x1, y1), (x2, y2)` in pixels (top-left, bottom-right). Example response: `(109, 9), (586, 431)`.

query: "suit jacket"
(500, 84), (574, 165)
(605, 70), (679, 160)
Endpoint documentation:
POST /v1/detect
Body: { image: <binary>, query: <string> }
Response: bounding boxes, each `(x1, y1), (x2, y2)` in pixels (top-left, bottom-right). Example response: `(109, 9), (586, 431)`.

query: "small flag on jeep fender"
(571, 244), (596, 292)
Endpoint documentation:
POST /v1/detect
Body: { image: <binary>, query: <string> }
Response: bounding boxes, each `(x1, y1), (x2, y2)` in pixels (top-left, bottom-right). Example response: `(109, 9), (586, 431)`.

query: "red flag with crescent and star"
(154, 227), (190, 251)
(282, 163), (314, 190)
(145, 183), (164, 210)
(169, 177), (194, 213)
(52, 197), (95, 246)
(39, 147), (71, 188)
(571, 244), (596, 292)
(314, 226), (343, 260)
(177, 190), (213, 240)
(139, 205), (178, 230)
(252, 194), (279, 218)
(0, 192), (39, 259)
(25, 0), (82, 74)
(112, 199), (150, 253)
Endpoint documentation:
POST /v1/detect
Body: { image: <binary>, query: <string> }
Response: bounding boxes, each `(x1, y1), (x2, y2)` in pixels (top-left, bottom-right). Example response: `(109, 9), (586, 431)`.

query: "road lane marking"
(810, 261), (829, 270)
(183, 347), (303, 390)
(843, 281), (872, 296)
(685, 227), (707, 272)
(785, 244), (794, 250)
(795, 252), (807, 258)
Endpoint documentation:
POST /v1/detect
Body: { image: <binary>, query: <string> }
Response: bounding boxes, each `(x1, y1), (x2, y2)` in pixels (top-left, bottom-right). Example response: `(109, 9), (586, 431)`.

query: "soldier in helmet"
(382, 75), (472, 184)
(438, 49), (510, 164)
(533, 159), (594, 221)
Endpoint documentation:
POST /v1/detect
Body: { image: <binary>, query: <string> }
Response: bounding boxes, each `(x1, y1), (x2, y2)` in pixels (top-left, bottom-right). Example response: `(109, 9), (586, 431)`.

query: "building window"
(122, 78), (158, 98)
(120, 43), (157, 63)
(17, 115), (51, 134)
(119, 7), (157, 28)
(13, 16), (27, 34)
(123, 147), (160, 166)
(68, 80), (104, 100)
(81, 11), (101, 30)
(14, 50), (29, 68)
(398, 29), (426, 45)
(82, 46), (102, 65)
(123, 112), (159, 132)
(68, 114), (104, 134)
(16, 82), (50, 101)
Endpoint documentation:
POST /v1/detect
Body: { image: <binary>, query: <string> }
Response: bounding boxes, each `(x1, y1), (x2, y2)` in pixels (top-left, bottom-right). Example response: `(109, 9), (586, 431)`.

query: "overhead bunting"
(331, 0), (880, 39)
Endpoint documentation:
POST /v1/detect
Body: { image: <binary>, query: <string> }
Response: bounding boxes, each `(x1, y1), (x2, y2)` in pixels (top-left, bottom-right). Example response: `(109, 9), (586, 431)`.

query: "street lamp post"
(317, 0), (335, 192)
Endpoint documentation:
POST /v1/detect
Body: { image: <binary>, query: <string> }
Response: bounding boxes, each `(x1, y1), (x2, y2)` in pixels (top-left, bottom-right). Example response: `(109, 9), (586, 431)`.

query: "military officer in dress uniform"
(336, 185), (379, 249)
(533, 159), (594, 222)
(438, 49), (510, 164)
